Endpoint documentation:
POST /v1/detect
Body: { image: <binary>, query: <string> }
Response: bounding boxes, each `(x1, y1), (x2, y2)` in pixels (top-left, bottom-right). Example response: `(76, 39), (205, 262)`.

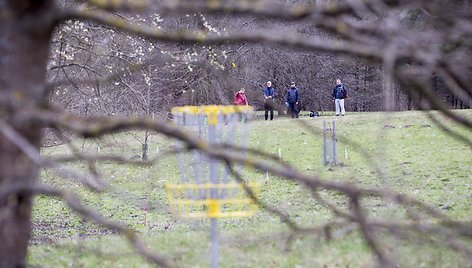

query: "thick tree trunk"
(0, 1), (54, 267)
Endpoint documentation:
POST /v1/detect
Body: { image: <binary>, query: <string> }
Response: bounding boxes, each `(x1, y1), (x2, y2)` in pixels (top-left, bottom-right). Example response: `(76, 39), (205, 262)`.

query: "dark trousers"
(264, 102), (274, 120)
(288, 102), (298, 118)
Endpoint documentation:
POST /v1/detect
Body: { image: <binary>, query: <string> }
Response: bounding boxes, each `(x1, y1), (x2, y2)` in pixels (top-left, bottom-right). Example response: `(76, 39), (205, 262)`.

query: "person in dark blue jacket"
(332, 79), (348, 116)
(286, 82), (300, 118)
(263, 81), (276, 120)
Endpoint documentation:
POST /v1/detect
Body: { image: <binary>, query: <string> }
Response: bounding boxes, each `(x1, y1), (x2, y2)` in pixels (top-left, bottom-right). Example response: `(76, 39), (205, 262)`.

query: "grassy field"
(29, 110), (472, 267)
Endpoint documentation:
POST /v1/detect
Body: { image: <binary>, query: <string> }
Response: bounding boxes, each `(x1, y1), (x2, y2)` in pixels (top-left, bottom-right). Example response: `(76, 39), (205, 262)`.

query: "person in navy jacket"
(332, 79), (348, 116)
(286, 82), (300, 118)
(263, 81), (276, 120)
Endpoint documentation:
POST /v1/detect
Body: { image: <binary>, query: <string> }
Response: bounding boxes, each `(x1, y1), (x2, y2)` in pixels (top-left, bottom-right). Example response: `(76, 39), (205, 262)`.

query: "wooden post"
(323, 121), (328, 166)
(333, 120), (338, 165)
(143, 208), (148, 227)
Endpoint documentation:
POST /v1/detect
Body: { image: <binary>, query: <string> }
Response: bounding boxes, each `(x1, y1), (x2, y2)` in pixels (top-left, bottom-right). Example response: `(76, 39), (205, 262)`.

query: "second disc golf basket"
(166, 105), (259, 268)
(323, 120), (339, 166)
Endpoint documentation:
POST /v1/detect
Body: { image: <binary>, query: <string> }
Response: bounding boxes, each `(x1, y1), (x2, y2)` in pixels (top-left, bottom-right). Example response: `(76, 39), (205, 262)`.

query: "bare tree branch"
(56, 8), (383, 60)
(351, 196), (394, 268)
(0, 118), (107, 192)
(0, 184), (175, 267)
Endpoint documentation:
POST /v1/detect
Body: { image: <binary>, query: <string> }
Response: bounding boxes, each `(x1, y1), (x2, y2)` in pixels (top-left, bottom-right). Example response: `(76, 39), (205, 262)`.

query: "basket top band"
(171, 105), (254, 125)
(171, 105), (254, 116)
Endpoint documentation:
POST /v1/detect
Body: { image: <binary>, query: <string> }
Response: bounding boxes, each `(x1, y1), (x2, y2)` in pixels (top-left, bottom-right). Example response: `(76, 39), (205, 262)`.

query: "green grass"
(29, 110), (472, 267)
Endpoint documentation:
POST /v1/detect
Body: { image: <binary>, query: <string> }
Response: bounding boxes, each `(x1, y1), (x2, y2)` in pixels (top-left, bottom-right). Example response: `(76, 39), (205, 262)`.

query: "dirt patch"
(30, 220), (117, 245)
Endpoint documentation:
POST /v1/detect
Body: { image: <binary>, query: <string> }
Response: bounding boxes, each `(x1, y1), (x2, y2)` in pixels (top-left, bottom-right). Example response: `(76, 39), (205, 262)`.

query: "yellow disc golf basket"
(166, 105), (259, 268)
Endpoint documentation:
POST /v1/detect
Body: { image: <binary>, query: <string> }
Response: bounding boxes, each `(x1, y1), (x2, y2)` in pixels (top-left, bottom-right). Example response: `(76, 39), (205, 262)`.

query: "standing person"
(286, 82), (300, 118)
(263, 81), (276, 120)
(234, 88), (248, 106)
(332, 79), (348, 116)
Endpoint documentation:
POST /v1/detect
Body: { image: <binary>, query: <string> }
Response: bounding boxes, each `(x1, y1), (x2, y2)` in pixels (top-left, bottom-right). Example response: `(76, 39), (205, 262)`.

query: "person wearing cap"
(332, 78), (348, 116)
(234, 88), (248, 106)
(263, 81), (276, 120)
(286, 82), (300, 118)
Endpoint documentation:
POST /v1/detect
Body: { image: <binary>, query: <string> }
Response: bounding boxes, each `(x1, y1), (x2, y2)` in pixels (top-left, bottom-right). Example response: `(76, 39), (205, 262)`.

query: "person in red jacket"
(234, 88), (248, 106)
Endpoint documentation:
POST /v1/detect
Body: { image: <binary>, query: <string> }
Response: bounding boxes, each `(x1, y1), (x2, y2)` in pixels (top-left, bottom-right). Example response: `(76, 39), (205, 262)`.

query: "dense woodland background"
(48, 0), (471, 120)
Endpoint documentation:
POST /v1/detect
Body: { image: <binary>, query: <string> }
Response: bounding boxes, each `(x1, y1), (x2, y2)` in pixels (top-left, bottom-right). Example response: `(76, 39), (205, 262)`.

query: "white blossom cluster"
(152, 13), (164, 26)
(143, 72), (151, 86)
(55, 44), (77, 61)
(55, 87), (68, 96)
(53, 21), (92, 62)
(199, 13), (223, 36)
(206, 46), (225, 70)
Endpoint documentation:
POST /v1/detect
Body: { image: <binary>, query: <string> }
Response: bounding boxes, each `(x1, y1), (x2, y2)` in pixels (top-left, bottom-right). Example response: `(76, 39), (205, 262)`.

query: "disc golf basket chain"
(166, 182), (260, 219)
(165, 105), (259, 268)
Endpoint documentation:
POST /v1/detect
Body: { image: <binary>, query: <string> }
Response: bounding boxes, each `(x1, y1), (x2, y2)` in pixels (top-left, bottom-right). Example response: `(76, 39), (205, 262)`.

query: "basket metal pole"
(323, 120), (328, 165)
(210, 218), (219, 268)
(333, 120), (338, 165)
(208, 121), (219, 268)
